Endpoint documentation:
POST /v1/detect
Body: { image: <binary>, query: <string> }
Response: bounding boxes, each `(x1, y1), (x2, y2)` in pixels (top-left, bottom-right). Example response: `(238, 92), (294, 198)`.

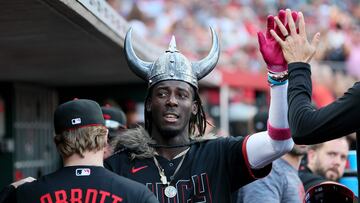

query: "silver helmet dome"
(124, 27), (220, 88)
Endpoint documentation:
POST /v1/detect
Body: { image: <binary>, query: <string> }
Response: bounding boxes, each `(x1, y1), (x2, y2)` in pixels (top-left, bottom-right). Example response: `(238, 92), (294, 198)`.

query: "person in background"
(299, 137), (350, 191)
(101, 105), (127, 159)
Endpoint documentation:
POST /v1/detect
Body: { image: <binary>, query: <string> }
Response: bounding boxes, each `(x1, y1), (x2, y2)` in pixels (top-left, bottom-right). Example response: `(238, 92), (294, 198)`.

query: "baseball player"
(101, 105), (127, 159)
(14, 99), (158, 203)
(104, 27), (294, 202)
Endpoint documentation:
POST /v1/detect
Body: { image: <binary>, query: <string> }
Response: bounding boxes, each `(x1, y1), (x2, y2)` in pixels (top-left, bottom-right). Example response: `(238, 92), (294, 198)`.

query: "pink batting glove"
(258, 10), (298, 73)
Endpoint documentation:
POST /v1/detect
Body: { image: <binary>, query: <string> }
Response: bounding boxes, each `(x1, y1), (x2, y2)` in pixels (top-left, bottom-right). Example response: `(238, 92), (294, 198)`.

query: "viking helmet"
(124, 27), (220, 88)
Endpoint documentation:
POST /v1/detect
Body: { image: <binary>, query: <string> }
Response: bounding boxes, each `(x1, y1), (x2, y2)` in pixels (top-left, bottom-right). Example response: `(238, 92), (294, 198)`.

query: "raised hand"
(258, 10), (298, 73)
(270, 9), (320, 64)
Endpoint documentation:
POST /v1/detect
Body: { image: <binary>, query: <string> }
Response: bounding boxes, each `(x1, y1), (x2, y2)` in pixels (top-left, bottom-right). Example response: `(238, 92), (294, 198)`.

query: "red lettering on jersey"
(39, 188), (122, 203)
(85, 189), (98, 203)
(40, 193), (53, 203)
(99, 190), (110, 203)
(111, 194), (123, 203)
(55, 190), (68, 203)
(70, 189), (82, 203)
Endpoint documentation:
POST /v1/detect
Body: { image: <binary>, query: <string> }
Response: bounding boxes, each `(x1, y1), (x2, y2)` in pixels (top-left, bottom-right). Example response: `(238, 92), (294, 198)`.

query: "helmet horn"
(124, 28), (152, 81)
(192, 27), (220, 80)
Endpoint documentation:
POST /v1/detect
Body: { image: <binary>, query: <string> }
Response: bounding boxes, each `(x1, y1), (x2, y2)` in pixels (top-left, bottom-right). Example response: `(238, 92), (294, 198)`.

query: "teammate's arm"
(288, 62), (360, 144)
(0, 185), (16, 203)
(0, 177), (35, 203)
(246, 83), (293, 169)
(244, 9), (295, 169)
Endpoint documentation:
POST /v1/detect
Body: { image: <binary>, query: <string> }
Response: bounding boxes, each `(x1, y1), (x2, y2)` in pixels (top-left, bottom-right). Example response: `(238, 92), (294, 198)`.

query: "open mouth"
(163, 113), (179, 122)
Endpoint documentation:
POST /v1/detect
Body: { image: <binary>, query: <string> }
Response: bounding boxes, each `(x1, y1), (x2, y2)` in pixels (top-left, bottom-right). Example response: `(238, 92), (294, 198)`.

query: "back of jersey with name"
(16, 166), (157, 203)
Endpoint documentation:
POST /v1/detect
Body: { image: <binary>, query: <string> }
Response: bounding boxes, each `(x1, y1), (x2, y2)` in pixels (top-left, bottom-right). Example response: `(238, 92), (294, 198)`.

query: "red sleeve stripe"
(267, 122), (291, 140)
(242, 135), (257, 179)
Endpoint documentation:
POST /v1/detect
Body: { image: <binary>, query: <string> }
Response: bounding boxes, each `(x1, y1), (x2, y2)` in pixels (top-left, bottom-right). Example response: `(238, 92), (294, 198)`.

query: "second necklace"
(153, 148), (189, 198)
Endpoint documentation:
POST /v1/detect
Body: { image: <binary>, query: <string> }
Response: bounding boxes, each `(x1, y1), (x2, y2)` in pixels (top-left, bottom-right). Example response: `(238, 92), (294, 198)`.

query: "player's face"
(148, 80), (197, 137)
(313, 139), (349, 181)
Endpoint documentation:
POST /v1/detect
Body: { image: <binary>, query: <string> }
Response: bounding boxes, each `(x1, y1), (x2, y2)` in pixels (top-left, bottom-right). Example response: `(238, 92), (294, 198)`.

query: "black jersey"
(0, 185), (15, 203)
(105, 136), (271, 203)
(288, 62), (360, 144)
(299, 166), (326, 191)
(16, 166), (158, 203)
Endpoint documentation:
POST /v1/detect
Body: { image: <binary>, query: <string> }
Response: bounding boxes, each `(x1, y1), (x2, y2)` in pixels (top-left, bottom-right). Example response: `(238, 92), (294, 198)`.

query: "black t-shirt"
(288, 62), (360, 144)
(299, 166), (326, 191)
(16, 166), (158, 203)
(105, 136), (271, 203)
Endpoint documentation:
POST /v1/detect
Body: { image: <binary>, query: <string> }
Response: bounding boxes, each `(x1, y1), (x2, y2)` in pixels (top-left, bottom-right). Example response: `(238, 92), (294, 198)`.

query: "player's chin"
(326, 170), (340, 181)
(159, 127), (182, 138)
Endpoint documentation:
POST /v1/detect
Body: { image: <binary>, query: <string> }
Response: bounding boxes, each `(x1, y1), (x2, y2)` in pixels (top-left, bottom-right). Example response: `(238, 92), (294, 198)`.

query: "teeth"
(165, 115), (177, 118)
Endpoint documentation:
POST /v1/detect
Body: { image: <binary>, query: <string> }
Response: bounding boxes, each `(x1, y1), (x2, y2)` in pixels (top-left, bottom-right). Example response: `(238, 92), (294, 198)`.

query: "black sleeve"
(288, 62), (360, 144)
(0, 185), (16, 203)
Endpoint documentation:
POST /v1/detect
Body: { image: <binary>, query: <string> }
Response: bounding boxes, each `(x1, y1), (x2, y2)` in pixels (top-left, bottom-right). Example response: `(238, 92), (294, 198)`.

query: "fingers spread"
(267, 15), (275, 38)
(298, 12), (306, 37)
(275, 10), (286, 34)
(291, 11), (298, 23)
(274, 16), (288, 37)
(311, 32), (321, 49)
(270, 29), (284, 46)
(257, 32), (267, 48)
(286, 9), (297, 35)
(278, 10), (286, 24)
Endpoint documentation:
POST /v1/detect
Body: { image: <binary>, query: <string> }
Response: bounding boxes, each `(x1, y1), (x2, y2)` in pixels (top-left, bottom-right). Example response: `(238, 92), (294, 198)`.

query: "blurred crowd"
(108, 0), (360, 108)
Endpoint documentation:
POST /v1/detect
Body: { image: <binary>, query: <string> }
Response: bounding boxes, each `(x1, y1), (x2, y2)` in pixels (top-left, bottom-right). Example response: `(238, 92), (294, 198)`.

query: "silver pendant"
(160, 175), (167, 185)
(164, 185), (177, 198)
(160, 170), (168, 185)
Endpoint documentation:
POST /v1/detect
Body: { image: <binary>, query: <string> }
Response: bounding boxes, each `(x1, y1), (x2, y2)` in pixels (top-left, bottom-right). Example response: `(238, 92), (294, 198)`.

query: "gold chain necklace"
(153, 148), (189, 198)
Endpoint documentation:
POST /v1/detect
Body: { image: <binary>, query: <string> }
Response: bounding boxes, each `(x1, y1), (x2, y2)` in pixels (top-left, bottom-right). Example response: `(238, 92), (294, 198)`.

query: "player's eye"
(158, 93), (167, 97)
(178, 91), (189, 99)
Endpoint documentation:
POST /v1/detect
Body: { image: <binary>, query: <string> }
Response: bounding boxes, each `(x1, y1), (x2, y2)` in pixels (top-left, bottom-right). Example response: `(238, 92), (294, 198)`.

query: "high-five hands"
(257, 10), (298, 73)
(270, 9), (320, 64)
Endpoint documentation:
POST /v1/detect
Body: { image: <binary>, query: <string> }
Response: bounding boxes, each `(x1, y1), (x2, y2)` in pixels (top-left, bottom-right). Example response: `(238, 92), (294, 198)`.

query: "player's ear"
(105, 129), (109, 139)
(307, 149), (316, 164)
(192, 101), (198, 115)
